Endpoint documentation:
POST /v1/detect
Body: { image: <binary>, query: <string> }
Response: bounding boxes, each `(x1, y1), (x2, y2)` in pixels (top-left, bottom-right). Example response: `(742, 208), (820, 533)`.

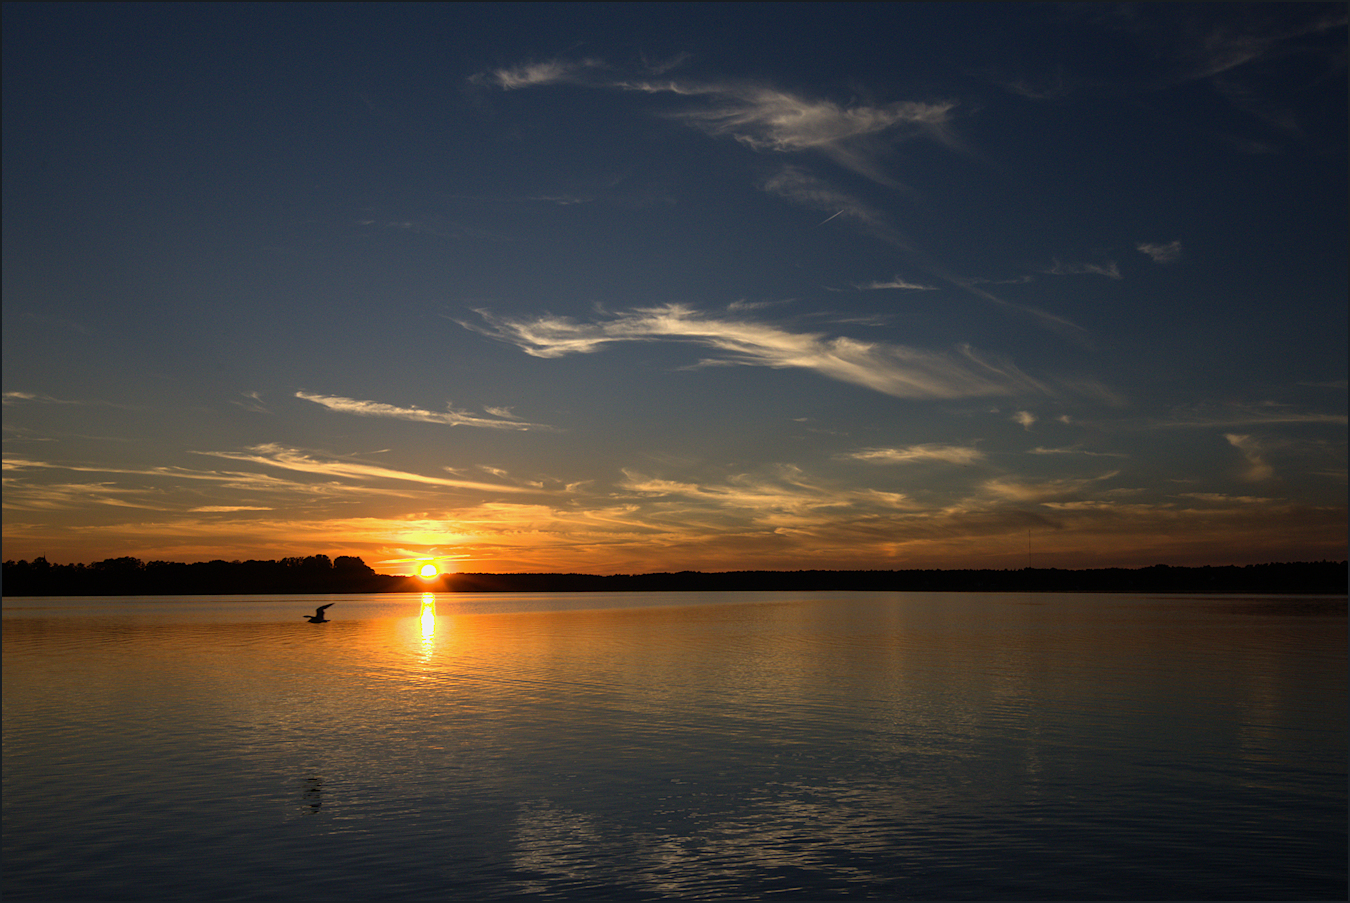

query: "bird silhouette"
(304, 603), (335, 623)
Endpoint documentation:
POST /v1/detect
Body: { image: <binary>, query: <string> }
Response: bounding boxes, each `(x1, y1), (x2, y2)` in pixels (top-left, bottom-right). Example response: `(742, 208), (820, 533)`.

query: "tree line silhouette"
(1, 554), (403, 596)
(2, 556), (1344, 596)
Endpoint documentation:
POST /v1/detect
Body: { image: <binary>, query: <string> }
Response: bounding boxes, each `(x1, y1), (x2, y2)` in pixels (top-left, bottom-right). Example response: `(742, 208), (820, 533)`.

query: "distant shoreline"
(2, 558), (1345, 596)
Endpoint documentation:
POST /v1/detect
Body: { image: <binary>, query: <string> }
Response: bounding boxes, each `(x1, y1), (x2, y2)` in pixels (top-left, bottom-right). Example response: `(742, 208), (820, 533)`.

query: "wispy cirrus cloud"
(844, 444), (985, 465)
(1149, 402), (1348, 430)
(470, 58), (605, 89)
(616, 465), (928, 539)
(3, 444), (564, 538)
(761, 166), (907, 243)
(621, 466), (846, 518)
(1029, 446), (1129, 458)
(195, 444), (539, 494)
(624, 79), (958, 186)
(998, 69), (1074, 102)
(981, 471), (1119, 504)
(0, 478), (171, 512)
(1042, 258), (1122, 279)
(1082, 6), (1346, 149)
(1176, 493), (1270, 505)
(1137, 240), (1183, 263)
(967, 274), (1036, 286)
(761, 166), (1088, 339)
(295, 392), (545, 430)
(231, 391), (271, 415)
(354, 215), (502, 242)
(463, 304), (1054, 400)
(1225, 433), (1274, 482)
(652, 83), (955, 153)
(1186, 8), (1348, 81)
(473, 57), (958, 187)
(2, 455), (283, 485)
(3, 391), (95, 406)
(476, 56), (1094, 342)
(1, 453), (498, 514)
(855, 276), (938, 291)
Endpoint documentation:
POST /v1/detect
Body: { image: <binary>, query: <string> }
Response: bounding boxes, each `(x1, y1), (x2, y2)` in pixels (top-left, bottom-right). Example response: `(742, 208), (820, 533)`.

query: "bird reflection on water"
(302, 776), (323, 812)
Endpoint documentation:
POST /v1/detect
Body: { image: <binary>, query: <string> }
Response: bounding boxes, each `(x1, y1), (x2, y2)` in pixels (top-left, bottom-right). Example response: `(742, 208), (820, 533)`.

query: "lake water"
(3, 591), (1345, 901)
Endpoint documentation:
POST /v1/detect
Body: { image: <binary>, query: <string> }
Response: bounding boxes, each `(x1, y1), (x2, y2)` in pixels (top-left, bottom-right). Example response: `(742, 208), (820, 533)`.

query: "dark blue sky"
(4, 3), (1346, 573)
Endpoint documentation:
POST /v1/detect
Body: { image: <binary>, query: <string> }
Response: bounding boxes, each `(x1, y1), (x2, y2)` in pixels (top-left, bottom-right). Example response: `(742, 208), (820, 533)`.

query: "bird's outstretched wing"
(315, 603), (334, 614)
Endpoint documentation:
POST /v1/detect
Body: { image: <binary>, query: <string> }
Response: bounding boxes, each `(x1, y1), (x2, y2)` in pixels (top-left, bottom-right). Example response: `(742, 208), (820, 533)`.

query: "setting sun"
(419, 563), (438, 579)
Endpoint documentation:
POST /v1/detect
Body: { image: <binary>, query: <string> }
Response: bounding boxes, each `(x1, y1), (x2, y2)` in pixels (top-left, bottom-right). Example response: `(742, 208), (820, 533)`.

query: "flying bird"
(305, 603), (335, 623)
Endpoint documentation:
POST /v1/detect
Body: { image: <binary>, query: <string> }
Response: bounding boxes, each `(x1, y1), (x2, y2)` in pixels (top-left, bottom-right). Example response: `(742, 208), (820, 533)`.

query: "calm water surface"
(4, 591), (1346, 900)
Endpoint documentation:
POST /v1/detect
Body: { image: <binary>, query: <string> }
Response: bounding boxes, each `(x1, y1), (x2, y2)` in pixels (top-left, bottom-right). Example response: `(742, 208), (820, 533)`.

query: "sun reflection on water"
(419, 592), (436, 655)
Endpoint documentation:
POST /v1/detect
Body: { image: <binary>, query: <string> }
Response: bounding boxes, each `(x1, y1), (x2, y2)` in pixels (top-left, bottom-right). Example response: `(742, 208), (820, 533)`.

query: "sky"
(4, 3), (1347, 575)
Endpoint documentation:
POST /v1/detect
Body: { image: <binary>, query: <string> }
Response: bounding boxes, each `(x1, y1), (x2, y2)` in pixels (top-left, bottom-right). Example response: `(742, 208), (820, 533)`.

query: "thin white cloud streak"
(845, 444), (985, 465)
(471, 58), (604, 89)
(855, 276), (938, 291)
(1036, 403), (1344, 439)
(1177, 493), (1270, 505)
(1137, 240), (1183, 263)
(2, 454), (497, 513)
(1029, 446), (1129, 458)
(296, 392), (544, 430)
(1146, 404), (1348, 430)
(3, 455), (279, 484)
(196, 444), (539, 494)
(2, 391), (114, 406)
(465, 304), (1054, 400)
(967, 274), (1036, 286)
(726, 298), (788, 313)
(613, 78), (958, 187)
(1042, 258), (1122, 279)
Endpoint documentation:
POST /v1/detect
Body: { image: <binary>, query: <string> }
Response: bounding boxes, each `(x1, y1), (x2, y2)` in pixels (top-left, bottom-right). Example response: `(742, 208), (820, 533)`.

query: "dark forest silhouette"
(2, 555), (1345, 596)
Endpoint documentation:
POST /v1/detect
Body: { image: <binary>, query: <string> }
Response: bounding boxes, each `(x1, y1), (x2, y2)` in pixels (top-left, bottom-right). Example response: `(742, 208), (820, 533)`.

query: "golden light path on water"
(419, 592), (436, 655)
